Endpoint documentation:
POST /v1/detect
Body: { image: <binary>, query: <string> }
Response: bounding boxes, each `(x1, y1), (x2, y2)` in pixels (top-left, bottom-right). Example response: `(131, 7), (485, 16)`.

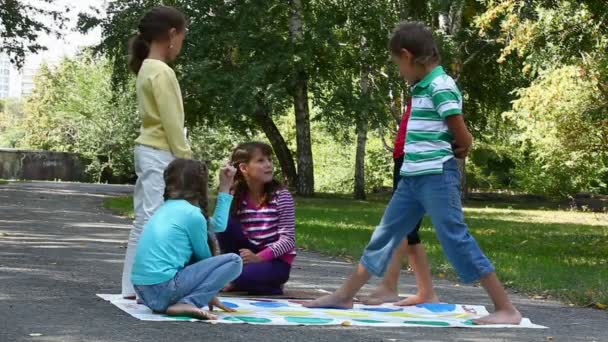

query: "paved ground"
(0, 182), (606, 342)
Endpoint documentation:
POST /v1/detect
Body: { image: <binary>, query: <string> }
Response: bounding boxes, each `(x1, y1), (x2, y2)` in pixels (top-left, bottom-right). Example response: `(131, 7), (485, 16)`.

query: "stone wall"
(0, 149), (87, 182)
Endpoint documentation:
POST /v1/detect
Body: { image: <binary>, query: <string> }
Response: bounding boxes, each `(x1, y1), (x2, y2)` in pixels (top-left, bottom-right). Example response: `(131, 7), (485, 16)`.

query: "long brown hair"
(163, 158), (219, 255)
(230, 142), (282, 212)
(129, 6), (187, 74)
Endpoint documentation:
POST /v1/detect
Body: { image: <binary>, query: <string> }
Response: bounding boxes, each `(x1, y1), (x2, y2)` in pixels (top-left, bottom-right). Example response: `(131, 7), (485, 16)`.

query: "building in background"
(20, 65), (38, 97)
(0, 54), (41, 99)
(0, 54), (13, 99)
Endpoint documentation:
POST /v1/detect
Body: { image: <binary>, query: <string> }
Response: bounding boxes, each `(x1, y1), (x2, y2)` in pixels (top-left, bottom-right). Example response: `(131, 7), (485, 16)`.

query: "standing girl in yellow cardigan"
(121, 6), (192, 298)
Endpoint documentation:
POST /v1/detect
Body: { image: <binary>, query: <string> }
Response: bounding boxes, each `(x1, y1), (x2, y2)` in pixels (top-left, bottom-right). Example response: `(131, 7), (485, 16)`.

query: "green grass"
(0, 179), (9, 185)
(104, 193), (608, 308)
(104, 196), (134, 218)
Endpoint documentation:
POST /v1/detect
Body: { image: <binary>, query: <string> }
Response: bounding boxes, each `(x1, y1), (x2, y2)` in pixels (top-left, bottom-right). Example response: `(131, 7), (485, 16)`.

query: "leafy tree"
(19, 55), (138, 181)
(475, 0), (608, 195)
(0, 0), (68, 68)
(0, 97), (25, 147)
(80, 0), (321, 194)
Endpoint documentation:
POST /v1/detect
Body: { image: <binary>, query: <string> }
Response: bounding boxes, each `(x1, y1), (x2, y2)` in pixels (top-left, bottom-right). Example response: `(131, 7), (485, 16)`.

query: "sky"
(1, 0), (107, 98)
(24, 0), (107, 67)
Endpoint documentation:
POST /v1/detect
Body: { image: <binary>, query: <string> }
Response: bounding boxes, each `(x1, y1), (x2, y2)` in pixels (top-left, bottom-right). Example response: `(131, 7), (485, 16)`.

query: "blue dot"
(221, 301), (239, 309)
(362, 307), (403, 313)
(415, 303), (456, 312)
(251, 301), (289, 308)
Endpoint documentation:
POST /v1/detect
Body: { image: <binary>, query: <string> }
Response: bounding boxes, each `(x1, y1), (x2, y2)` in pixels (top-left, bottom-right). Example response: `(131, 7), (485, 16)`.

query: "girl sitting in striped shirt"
(217, 142), (296, 295)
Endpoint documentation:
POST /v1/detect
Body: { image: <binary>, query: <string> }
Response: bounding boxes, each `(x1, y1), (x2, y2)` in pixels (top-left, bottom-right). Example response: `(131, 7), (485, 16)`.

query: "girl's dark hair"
(230, 142), (282, 212)
(163, 158), (220, 255)
(163, 158), (209, 216)
(129, 6), (187, 74)
(389, 22), (440, 66)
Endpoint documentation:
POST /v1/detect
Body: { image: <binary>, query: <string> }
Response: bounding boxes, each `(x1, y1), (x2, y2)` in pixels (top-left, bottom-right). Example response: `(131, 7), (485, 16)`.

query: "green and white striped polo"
(400, 66), (462, 177)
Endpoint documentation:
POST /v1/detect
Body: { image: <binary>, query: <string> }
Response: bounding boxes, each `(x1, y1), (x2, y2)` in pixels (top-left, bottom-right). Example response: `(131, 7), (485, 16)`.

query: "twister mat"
(97, 294), (546, 328)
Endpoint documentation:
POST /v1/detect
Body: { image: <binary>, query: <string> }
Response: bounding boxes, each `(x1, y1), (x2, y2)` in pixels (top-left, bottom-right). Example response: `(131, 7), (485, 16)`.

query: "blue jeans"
(134, 253), (242, 312)
(360, 158), (495, 283)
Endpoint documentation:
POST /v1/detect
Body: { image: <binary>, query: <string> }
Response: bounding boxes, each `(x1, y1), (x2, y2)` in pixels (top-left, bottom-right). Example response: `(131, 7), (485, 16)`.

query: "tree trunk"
(438, 12), (451, 33)
(253, 96), (298, 190)
(289, 0), (314, 196)
(458, 158), (468, 199)
(354, 38), (370, 200)
(354, 115), (368, 200)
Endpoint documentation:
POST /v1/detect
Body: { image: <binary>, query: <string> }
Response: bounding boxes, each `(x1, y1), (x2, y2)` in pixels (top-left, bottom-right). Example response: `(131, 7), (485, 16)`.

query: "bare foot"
(394, 293), (440, 306)
(473, 308), (522, 325)
(362, 286), (400, 305)
(166, 303), (218, 320)
(303, 293), (354, 309)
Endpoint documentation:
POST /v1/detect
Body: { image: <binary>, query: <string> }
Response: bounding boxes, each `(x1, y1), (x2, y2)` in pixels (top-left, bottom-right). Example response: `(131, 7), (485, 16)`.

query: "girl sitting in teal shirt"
(131, 158), (242, 320)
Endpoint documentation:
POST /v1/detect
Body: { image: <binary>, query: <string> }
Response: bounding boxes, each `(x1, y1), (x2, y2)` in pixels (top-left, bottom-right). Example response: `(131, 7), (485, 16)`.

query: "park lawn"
(104, 194), (608, 308)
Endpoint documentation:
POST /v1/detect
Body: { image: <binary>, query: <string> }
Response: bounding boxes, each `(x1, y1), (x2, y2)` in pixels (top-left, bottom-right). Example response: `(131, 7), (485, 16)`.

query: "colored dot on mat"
(403, 320), (451, 327)
(323, 310), (369, 318)
(272, 310), (312, 316)
(415, 303), (457, 313)
(233, 310), (255, 315)
(221, 301), (239, 308)
(439, 313), (473, 319)
(362, 307), (403, 313)
(387, 312), (423, 318)
(464, 319), (476, 326)
(285, 317), (334, 324)
(251, 301), (289, 308)
(353, 319), (387, 324)
(224, 316), (273, 323)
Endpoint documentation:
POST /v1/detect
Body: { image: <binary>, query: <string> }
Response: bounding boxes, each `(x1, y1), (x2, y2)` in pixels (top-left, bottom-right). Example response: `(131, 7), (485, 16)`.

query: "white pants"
(121, 145), (175, 297)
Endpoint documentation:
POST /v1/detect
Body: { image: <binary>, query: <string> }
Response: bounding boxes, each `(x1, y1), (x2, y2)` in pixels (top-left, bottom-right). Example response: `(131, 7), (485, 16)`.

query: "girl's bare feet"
(362, 286), (400, 305)
(303, 293), (354, 309)
(394, 292), (440, 306)
(166, 303), (218, 320)
(474, 308), (522, 325)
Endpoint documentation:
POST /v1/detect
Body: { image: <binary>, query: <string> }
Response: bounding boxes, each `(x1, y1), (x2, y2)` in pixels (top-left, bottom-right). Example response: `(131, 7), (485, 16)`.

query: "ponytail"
(128, 6), (187, 75)
(129, 34), (150, 74)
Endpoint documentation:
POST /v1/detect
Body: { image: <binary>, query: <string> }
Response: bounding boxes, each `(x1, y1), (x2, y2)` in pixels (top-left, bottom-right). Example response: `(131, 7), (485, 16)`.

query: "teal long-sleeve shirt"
(131, 193), (233, 286)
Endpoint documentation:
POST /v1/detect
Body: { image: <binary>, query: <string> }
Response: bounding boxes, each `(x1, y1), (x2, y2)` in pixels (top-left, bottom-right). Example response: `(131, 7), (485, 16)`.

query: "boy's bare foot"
(394, 293), (440, 306)
(303, 293), (354, 309)
(362, 286), (400, 305)
(473, 308), (522, 325)
(166, 303), (218, 320)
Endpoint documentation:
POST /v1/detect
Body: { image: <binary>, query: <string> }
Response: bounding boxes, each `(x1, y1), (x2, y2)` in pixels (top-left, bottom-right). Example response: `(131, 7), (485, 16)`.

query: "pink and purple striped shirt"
(236, 189), (297, 264)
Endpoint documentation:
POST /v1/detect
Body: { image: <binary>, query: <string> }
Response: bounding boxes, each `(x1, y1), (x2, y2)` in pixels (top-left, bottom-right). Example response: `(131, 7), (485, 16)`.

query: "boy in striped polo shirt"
(306, 22), (521, 325)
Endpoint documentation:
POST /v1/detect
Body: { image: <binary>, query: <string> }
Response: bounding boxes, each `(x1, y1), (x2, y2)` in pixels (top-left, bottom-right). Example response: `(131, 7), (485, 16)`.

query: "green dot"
(353, 319), (386, 324)
(224, 316), (272, 323)
(464, 319), (476, 326)
(285, 316), (334, 324)
(403, 320), (451, 327)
